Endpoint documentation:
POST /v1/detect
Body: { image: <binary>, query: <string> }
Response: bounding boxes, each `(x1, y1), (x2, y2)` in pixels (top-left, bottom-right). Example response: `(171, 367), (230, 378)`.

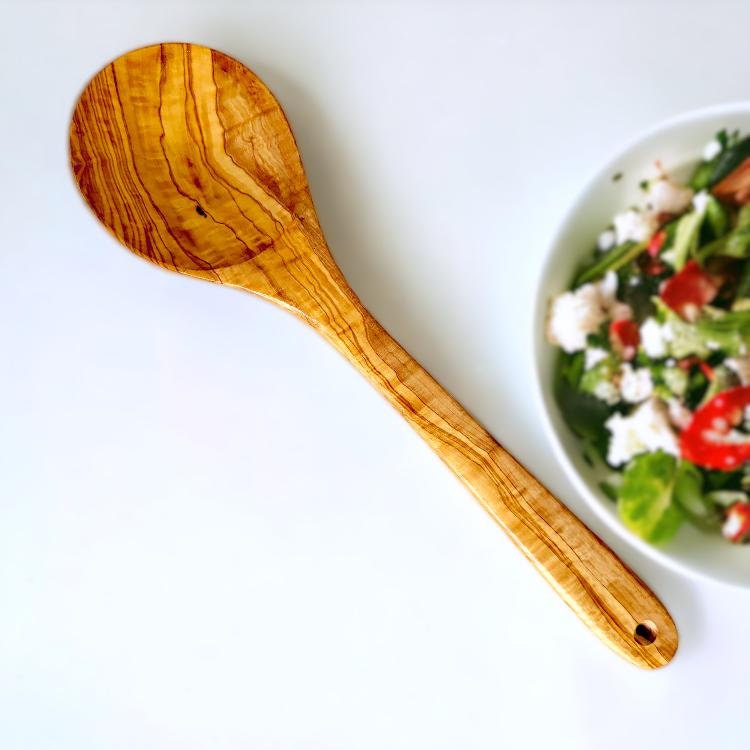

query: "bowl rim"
(531, 100), (750, 590)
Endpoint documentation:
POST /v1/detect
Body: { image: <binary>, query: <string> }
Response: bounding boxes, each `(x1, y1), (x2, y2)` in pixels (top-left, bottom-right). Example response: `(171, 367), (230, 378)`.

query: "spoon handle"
(274, 256), (678, 669)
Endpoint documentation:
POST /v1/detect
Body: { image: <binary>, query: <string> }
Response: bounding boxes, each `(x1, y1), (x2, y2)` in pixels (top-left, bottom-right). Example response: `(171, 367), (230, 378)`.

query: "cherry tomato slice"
(660, 260), (718, 321)
(679, 386), (750, 470)
(609, 319), (639, 361)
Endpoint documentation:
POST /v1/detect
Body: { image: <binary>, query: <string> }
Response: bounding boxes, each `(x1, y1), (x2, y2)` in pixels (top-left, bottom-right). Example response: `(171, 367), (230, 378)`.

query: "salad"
(547, 129), (750, 545)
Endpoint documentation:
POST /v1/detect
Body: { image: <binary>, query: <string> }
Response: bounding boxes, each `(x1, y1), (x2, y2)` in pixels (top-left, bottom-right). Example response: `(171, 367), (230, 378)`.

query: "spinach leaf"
(736, 261), (750, 300)
(553, 352), (611, 451)
(699, 204), (750, 262)
(673, 460), (722, 531)
(558, 350), (584, 388)
(684, 369), (710, 410)
(690, 161), (714, 191)
(618, 271), (660, 323)
(709, 135), (750, 185)
(575, 240), (647, 285)
(704, 468), (744, 492)
(672, 210), (703, 269)
(704, 195), (731, 240)
(618, 451), (683, 544)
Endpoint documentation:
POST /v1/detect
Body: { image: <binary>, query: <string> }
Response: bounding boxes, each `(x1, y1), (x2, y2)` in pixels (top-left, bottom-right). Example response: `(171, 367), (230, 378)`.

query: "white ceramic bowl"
(533, 102), (750, 588)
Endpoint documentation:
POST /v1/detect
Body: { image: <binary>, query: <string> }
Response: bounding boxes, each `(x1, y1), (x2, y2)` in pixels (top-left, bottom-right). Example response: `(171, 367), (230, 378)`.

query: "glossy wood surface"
(70, 42), (678, 668)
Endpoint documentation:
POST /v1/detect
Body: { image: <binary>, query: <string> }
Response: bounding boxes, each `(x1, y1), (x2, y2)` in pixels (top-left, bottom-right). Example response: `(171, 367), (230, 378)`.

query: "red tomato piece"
(647, 230), (667, 257)
(609, 319), (639, 361)
(659, 260), (718, 321)
(679, 386), (750, 470)
(698, 361), (715, 381)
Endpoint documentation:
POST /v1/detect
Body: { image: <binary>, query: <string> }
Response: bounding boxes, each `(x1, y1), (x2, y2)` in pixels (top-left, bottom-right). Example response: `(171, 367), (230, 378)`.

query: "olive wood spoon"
(69, 43), (678, 668)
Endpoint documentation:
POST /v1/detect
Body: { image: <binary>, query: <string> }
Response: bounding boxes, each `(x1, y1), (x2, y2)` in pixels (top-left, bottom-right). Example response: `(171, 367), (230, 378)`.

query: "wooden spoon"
(69, 42), (678, 668)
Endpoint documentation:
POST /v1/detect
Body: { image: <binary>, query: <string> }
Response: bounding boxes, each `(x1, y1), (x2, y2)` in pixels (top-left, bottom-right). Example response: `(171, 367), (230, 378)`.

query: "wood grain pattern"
(70, 42), (678, 669)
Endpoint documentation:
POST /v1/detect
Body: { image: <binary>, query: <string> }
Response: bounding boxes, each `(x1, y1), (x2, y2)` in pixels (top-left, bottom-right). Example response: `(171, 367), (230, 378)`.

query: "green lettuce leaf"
(618, 451), (683, 544)
(704, 195), (731, 239)
(579, 357), (619, 402)
(698, 203), (750, 261)
(653, 298), (710, 358)
(673, 460), (722, 531)
(672, 210), (703, 269)
(696, 308), (750, 356)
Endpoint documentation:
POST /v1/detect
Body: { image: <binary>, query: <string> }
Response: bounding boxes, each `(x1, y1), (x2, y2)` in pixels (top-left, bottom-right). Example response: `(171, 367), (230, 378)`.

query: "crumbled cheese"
(645, 177), (693, 215)
(667, 398), (693, 430)
(640, 317), (670, 358)
(546, 271), (619, 353)
(619, 364), (653, 403)
(594, 380), (621, 405)
(605, 398), (679, 467)
(725, 357), (750, 385)
(597, 229), (616, 252)
(703, 138), (722, 162)
(706, 340), (720, 351)
(613, 209), (658, 245)
(692, 189), (711, 216)
(584, 347), (608, 371)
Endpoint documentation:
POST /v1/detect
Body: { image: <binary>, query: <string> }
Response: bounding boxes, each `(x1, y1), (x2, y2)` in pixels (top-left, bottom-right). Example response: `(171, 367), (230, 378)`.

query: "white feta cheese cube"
(605, 398), (679, 467)
(546, 272), (620, 353)
(613, 209), (658, 245)
(703, 138), (722, 162)
(645, 177), (693, 215)
(639, 317), (669, 358)
(619, 364), (653, 404)
(692, 189), (711, 216)
(597, 229), (617, 252)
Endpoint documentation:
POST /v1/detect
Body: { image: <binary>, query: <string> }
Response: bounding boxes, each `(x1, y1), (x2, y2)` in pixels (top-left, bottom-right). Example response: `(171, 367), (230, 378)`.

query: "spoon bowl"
(71, 43), (336, 308)
(70, 42), (679, 668)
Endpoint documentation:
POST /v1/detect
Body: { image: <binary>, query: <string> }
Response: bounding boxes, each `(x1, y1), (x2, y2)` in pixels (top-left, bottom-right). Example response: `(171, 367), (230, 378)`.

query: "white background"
(0, 1), (747, 748)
